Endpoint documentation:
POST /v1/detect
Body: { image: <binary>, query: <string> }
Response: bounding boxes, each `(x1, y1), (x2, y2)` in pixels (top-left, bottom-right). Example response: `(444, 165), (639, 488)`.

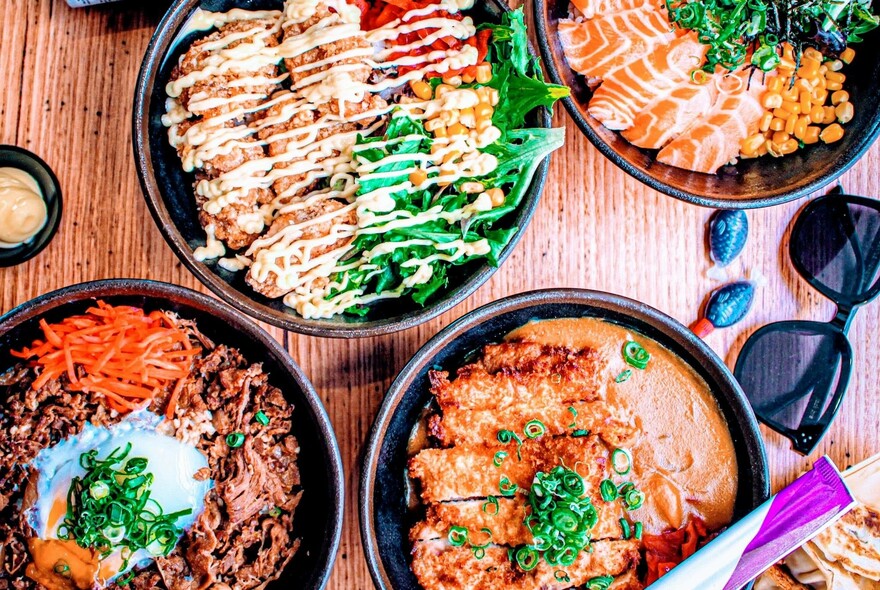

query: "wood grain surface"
(2, 1), (879, 588)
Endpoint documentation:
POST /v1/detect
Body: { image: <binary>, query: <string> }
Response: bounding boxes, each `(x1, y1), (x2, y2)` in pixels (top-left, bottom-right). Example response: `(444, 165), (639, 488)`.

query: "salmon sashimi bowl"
(557, 0), (879, 174)
(160, 0), (568, 320)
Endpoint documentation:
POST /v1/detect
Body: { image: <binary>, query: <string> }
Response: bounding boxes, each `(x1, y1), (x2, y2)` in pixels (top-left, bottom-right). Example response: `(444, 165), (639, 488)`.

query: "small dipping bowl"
(0, 145), (63, 268)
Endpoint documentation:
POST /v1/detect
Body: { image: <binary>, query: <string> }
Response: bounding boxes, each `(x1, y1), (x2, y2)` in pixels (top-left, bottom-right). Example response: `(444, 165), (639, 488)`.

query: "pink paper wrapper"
(647, 456), (855, 590)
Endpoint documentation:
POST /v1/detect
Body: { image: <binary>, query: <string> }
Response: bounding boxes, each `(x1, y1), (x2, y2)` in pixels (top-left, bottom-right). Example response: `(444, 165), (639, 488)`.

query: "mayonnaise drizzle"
(165, 0), (498, 318)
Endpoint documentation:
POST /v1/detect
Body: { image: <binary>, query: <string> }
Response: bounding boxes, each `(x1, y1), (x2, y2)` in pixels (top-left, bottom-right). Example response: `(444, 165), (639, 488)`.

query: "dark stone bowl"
(133, 0), (552, 337)
(533, 0), (880, 209)
(360, 288), (770, 589)
(0, 145), (63, 268)
(0, 279), (344, 590)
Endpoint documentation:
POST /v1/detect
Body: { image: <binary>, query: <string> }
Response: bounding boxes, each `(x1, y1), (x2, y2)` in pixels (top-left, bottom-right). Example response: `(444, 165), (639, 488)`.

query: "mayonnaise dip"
(0, 167), (48, 248)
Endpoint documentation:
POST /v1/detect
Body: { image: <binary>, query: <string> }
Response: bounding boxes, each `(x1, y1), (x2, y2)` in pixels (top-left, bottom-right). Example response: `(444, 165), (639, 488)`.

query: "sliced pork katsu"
(570, 0), (659, 19)
(557, 9), (678, 84)
(657, 72), (766, 173)
(621, 81), (718, 149)
(429, 400), (636, 447)
(588, 33), (708, 130)
(410, 540), (640, 590)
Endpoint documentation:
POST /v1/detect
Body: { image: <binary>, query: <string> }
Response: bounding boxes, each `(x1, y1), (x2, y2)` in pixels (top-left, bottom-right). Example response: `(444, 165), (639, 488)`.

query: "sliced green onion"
(524, 420), (546, 439)
(493, 451), (508, 467)
(587, 575), (615, 590)
(481, 496), (499, 515)
(448, 526), (469, 546)
(567, 406), (577, 428)
(599, 479), (618, 502)
(614, 369), (632, 383)
(561, 471), (585, 496)
(254, 410), (270, 425)
(571, 429), (590, 438)
(634, 521), (643, 540)
(624, 489), (646, 510)
(499, 476), (518, 497)
(472, 547), (486, 559)
(269, 506), (283, 517)
(515, 546), (539, 571)
(618, 482), (635, 496)
(622, 341), (650, 370)
(53, 562), (70, 577)
(619, 518), (631, 539)
(555, 571), (571, 582)
(611, 448), (632, 475)
(497, 429), (523, 460)
(226, 432), (245, 448)
(551, 508), (579, 533)
(89, 481), (110, 500)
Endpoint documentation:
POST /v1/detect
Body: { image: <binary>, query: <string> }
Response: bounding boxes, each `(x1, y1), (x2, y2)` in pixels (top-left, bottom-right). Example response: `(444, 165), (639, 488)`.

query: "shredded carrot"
(13, 301), (199, 417)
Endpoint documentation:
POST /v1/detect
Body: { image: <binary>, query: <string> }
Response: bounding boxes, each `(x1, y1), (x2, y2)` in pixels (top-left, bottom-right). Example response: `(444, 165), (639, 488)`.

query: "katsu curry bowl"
(0, 280), (343, 590)
(133, 0), (568, 337)
(361, 289), (769, 589)
(535, 0), (880, 208)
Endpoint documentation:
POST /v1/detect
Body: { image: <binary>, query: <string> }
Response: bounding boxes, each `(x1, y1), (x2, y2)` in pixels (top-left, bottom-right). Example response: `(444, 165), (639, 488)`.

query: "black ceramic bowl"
(0, 145), (63, 267)
(132, 0), (552, 338)
(534, 2), (880, 208)
(360, 288), (770, 589)
(0, 279), (344, 590)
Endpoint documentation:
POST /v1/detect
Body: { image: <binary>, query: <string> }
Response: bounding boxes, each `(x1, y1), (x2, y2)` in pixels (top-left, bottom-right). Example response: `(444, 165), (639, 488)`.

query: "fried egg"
(26, 411), (212, 583)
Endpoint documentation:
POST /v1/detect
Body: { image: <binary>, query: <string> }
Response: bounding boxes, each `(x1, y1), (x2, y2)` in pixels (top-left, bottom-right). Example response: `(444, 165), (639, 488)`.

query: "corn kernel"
(459, 107), (476, 128)
(782, 87), (800, 102)
(820, 123), (845, 143)
(800, 91), (812, 114)
(409, 169), (428, 186)
(841, 47), (856, 64)
(762, 92), (783, 109)
(461, 181), (484, 193)
(823, 105), (837, 124)
(826, 80), (843, 91)
(779, 57), (796, 71)
(442, 74), (463, 86)
(797, 63), (819, 79)
(777, 139), (799, 155)
(433, 125), (448, 138)
(785, 114), (798, 135)
(486, 188), (505, 207)
(448, 122), (467, 136)
(435, 84), (454, 98)
(768, 77), (784, 93)
(425, 118), (444, 132)
(759, 112), (773, 132)
(836, 101), (854, 124)
(773, 131), (791, 144)
(827, 59), (844, 72)
(782, 100), (801, 115)
(461, 73), (475, 84)
(803, 126), (821, 144)
(410, 80), (433, 101)
(794, 115), (809, 140)
(770, 117), (787, 131)
(831, 90), (849, 105)
(741, 133), (766, 156)
(826, 71), (846, 83)
(476, 63), (493, 84)
(475, 103), (493, 121)
(803, 47), (823, 62)
(811, 89), (828, 105)
(442, 150), (461, 164)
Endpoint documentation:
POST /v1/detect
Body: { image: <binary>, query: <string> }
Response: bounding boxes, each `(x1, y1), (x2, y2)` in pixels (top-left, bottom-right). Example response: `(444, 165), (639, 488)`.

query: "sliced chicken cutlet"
(409, 435), (611, 504)
(428, 348), (602, 412)
(172, 18), (282, 118)
(657, 71), (765, 173)
(410, 539), (640, 590)
(429, 400), (636, 448)
(245, 199), (356, 298)
(558, 8), (677, 85)
(588, 33), (708, 131)
(412, 495), (626, 546)
(174, 118), (267, 177)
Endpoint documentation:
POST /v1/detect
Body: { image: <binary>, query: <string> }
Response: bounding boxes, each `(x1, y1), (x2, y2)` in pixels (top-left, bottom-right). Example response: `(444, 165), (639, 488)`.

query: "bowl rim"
(532, 0), (880, 209)
(359, 287), (770, 590)
(0, 278), (345, 590)
(0, 144), (64, 267)
(132, 0), (552, 338)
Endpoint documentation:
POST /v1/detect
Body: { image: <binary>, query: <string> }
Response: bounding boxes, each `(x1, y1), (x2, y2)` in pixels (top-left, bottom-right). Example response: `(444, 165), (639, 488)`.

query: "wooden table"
(2, 1), (879, 587)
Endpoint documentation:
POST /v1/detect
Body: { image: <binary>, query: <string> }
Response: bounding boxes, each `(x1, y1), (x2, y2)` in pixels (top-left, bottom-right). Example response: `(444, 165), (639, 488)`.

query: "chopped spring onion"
(524, 420), (546, 439)
(254, 410), (270, 425)
(614, 369), (632, 383)
(620, 518), (631, 539)
(89, 481), (110, 500)
(587, 575), (615, 590)
(515, 546), (540, 571)
(472, 547), (486, 559)
(555, 571), (571, 583)
(269, 506), (283, 518)
(611, 448), (632, 475)
(481, 496), (500, 515)
(226, 432), (245, 448)
(567, 406), (577, 428)
(618, 482), (635, 496)
(493, 451), (508, 467)
(571, 429), (590, 437)
(624, 489), (646, 511)
(53, 562), (70, 576)
(600, 479), (618, 502)
(622, 341), (650, 370)
(634, 521), (644, 540)
(497, 429), (523, 459)
(448, 526), (469, 546)
(499, 476), (519, 497)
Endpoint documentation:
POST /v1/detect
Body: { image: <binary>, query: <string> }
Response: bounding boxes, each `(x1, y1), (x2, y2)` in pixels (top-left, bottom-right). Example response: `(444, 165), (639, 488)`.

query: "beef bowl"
(360, 288), (769, 589)
(0, 279), (343, 590)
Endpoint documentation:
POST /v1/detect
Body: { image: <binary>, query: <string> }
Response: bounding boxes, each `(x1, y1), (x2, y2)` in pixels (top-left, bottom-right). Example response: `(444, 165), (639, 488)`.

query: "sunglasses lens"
(735, 324), (850, 436)
(791, 198), (880, 301)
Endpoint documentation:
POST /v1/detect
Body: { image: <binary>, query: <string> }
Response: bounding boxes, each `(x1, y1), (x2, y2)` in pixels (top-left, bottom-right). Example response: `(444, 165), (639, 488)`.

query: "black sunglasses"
(734, 191), (880, 455)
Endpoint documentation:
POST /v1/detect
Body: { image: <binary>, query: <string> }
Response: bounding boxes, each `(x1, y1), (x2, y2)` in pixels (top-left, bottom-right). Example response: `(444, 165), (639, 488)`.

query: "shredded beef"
(0, 335), (302, 590)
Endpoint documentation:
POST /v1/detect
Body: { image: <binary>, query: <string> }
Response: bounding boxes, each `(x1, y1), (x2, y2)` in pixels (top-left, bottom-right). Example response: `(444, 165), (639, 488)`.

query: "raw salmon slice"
(621, 79), (718, 149)
(559, 8), (677, 84)
(571, 0), (659, 20)
(657, 71), (766, 173)
(588, 33), (707, 131)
